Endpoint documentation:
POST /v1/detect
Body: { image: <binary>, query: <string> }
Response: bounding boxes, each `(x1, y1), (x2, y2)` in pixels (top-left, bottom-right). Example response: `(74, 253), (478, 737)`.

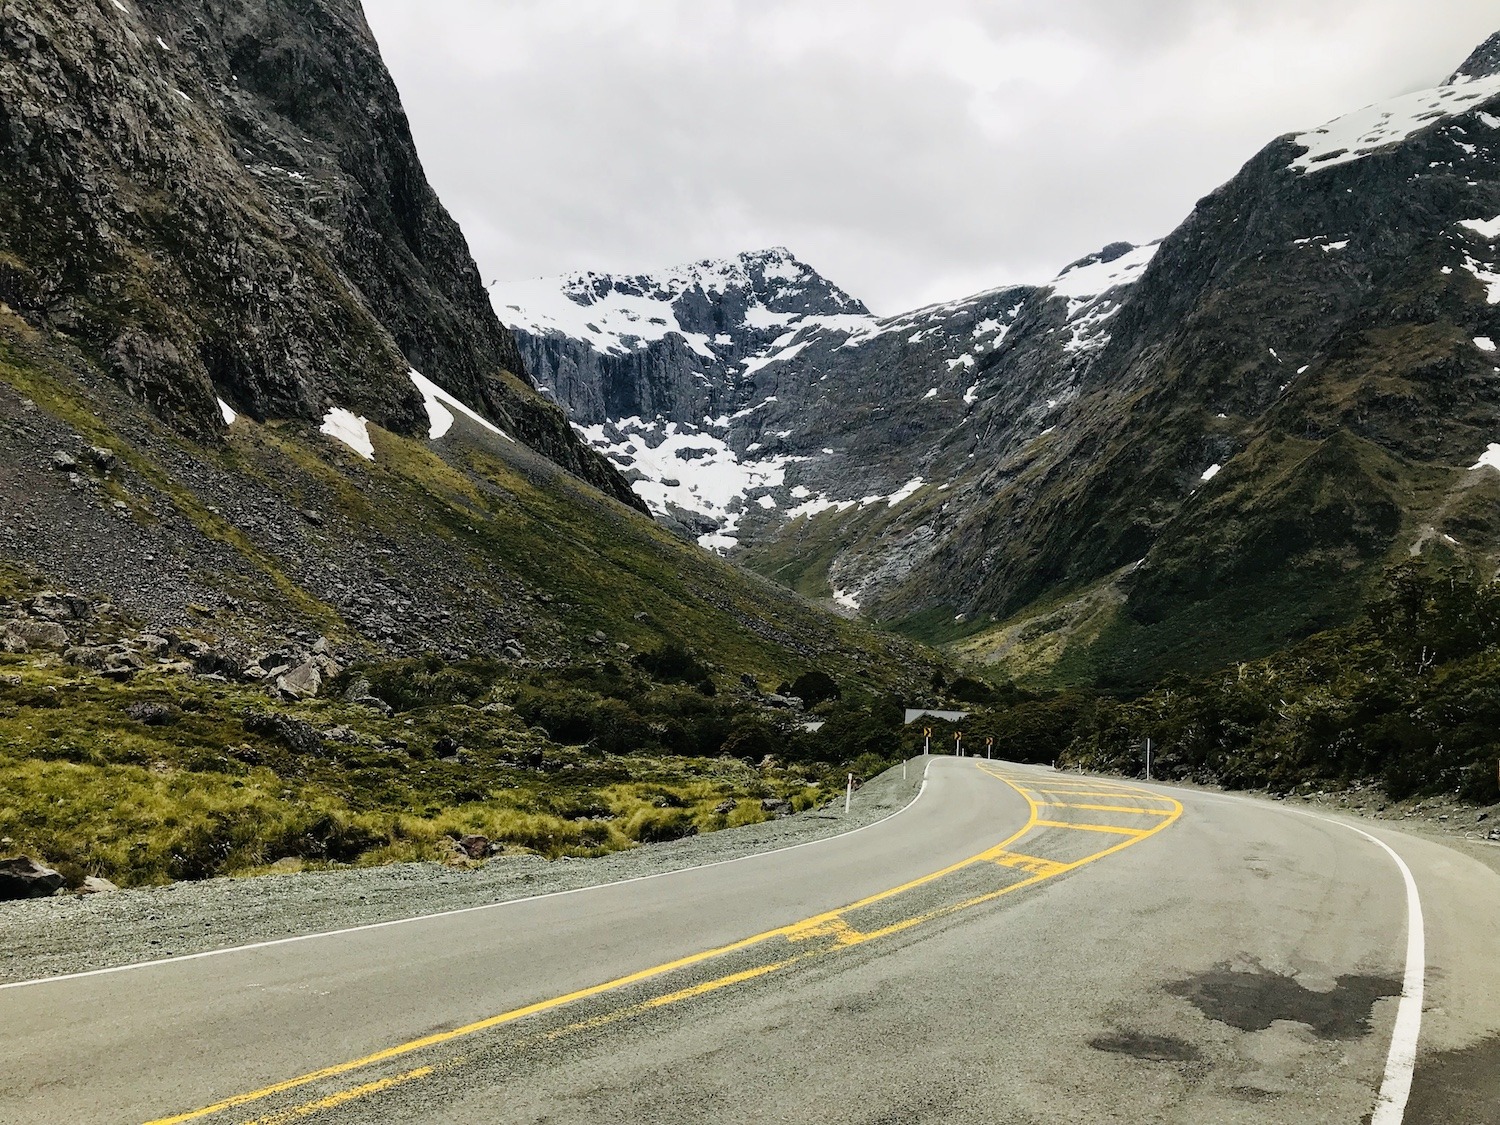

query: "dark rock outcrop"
(0, 856), (65, 900)
(0, 0), (638, 508)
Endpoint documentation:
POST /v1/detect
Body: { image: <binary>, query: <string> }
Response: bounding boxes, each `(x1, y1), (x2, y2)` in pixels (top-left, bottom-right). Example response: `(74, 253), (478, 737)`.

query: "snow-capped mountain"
(496, 29), (1500, 693)
(493, 241), (1158, 558)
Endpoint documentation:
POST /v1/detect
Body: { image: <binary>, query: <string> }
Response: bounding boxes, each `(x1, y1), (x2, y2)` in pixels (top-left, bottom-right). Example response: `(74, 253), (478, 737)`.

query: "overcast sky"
(362, 1), (1499, 314)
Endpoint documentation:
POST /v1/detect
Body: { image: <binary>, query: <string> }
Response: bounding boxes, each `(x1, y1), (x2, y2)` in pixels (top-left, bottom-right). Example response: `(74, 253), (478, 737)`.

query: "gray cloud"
(363, 0), (1500, 313)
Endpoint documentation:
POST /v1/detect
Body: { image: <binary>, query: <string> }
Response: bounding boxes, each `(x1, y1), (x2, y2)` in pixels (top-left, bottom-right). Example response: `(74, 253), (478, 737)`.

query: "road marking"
(1033, 819), (1148, 836)
(1038, 801), (1176, 816)
(1296, 814), (1425, 1125)
(241, 1067), (432, 1125)
(1055, 773), (1426, 1125)
(1031, 787), (1177, 802)
(143, 764), (1182, 1124)
(3, 757), (941, 993)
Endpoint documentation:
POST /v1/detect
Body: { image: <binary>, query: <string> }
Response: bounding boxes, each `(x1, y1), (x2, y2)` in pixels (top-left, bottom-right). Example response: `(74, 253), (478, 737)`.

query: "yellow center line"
(240, 1067), (433, 1125)
(145, 764), (1183, 1125)
(1037, 801), (1175, 816)
(1033, 819), (1149, 837)
(1027, 787), (1176, 802)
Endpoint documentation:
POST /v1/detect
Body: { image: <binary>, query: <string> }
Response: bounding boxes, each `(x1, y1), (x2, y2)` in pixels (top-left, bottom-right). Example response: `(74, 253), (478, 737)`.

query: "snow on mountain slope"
(498, 243), (1158, 556)
(1290, 70), (1500, 173)
(492, 247), (869, 364)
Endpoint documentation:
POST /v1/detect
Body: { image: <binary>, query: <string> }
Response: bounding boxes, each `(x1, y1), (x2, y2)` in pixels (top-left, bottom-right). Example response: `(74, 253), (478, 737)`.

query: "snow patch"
(1461, 216), (1500, 240)
(1291, 72), (1500, 173)
(886, 477), (924, 507)
(1476, 337), (1497, 352)
(216, 398), (237, 426)
(832, 589), (861, 611)
(922, 388), (938, 399)
(1200, 463), (1222, 482)
(320, 408), (374, 460)
(1470, 443), (1500, 472)
(577, 416), (800, 550)
(410, 370), (513, 442)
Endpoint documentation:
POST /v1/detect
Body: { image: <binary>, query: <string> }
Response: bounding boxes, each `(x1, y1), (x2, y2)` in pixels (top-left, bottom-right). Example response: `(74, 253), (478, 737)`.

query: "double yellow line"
(148, 766), (1182, 1125)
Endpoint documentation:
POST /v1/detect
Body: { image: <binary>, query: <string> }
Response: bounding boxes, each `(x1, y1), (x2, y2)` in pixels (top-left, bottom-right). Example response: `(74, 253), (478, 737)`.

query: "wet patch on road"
(1166, 963), (1400, 1040)
(1090, 1030), (1203, 1063)
(1404, 1032), (1500, 1125)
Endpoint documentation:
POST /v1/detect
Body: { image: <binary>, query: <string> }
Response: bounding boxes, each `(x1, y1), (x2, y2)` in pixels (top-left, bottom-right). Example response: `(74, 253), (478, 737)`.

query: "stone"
(24, 592), (93, 621)
(242, 711), (325, 757)
(64, 645), (111, 669)
(48, 450), (77, 472)
(352, 695), (393, 717)
(320, 725), (359, 744)
(432, 735), (460, 758)
(4, 620), (68, 651)
(458, 833), (489, 859)
(0, 856), (66, 900)
(125, 701), (176, 726)
(85, 446), (116, 471)
(713, 799), (737, 815)
(275, 659), (322, 700)
(77, 875), (119, 895)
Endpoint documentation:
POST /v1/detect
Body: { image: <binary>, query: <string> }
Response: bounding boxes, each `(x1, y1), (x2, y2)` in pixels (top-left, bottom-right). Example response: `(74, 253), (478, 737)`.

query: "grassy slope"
(0, 331), (941, 887)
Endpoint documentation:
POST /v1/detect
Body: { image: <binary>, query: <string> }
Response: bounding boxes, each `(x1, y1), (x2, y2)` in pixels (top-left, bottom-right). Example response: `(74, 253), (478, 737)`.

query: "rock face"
(0, 0), (637, 508)
(502, 244), (1153, 553)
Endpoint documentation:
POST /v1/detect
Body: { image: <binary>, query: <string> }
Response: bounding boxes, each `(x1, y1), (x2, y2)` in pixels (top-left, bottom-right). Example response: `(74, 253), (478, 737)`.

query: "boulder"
(77, 875), (119, 895)
(242, 711), (325, 757)
(48, 450), (77, 472)
(458, 833), (490, 859)
(24, 592), (93, 622)
(64, 645), (111, 669)
(342, 675), (373, 702)
(124, 701), (176, 726)
(275, 659), (322, 700)
(4, 620), (68, 651)
(0, 856), (66, 900)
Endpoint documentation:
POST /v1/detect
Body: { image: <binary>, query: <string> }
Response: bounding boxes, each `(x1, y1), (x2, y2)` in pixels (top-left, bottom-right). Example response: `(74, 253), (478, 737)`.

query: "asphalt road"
(5, 758), (1499, 1125)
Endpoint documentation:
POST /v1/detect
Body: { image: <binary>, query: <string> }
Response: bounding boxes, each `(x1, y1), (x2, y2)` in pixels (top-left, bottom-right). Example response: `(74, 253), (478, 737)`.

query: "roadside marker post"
(923, 727), (932, 756)
(986, 736), (993, 760)
(1146, 737), (1153, 781)
(845, 772), (853, 815)
(955, 731), (963, 757)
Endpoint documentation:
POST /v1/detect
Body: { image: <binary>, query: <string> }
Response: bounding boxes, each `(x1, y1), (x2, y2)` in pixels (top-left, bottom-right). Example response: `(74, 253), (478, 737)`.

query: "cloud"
(364, 0), (1500, 314)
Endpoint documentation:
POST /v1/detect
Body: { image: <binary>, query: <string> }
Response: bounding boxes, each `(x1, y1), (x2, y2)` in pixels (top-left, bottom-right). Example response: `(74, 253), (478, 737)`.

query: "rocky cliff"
(0, 0), (638, 508)
(500, 243), (1153, 553)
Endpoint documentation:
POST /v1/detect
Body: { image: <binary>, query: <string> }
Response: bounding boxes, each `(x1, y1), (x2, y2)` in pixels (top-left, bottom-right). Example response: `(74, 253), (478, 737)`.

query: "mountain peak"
(1447, 30), (1500, 84)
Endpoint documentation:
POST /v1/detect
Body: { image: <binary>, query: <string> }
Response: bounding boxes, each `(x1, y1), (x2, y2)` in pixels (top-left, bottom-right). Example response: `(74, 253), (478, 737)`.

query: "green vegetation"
(933, 563), (1500, 805)
(0, 637), (917, 888)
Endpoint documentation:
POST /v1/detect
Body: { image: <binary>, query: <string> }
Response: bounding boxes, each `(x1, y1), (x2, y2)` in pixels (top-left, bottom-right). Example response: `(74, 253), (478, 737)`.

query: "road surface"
(4, 758), (1498, 1124)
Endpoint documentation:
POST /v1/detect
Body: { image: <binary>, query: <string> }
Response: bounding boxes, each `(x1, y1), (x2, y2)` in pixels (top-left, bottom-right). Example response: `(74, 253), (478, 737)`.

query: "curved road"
(4, 758), (1499, 1124)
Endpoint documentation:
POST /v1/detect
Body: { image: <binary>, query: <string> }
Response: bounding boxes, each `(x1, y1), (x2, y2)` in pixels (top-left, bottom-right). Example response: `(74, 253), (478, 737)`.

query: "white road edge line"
(1300, 813), (1425, 1125)
(1111, 777), (1426, 1125)
(1, 757), (940, 992)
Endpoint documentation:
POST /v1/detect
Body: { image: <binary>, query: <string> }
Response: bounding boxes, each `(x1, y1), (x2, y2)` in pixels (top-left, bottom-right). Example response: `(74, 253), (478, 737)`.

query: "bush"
(790, 670), (841, 708)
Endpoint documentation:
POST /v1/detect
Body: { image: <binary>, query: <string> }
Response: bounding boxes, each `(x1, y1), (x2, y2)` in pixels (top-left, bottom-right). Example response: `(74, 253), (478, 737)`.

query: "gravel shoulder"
(0, 756), (931, 985)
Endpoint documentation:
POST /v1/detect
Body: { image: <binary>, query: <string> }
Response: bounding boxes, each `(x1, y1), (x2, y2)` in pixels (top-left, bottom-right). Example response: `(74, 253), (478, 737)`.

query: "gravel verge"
(0, 757), (932, 985)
